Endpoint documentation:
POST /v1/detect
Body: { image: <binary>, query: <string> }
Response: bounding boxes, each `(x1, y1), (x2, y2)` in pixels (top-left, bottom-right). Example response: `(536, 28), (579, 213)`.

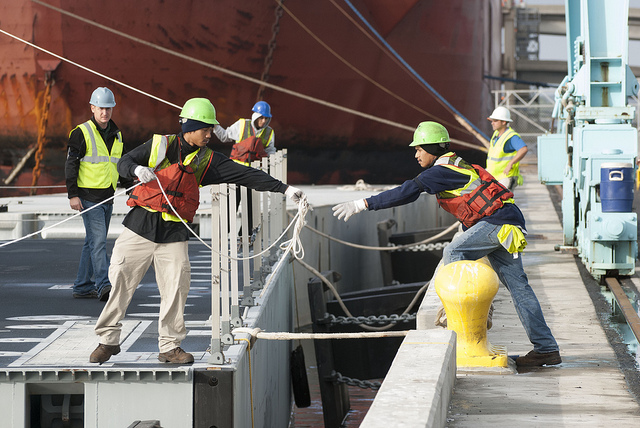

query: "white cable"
(232, 327), (408, 342)
(0, 182), (142, 249)
(154, 178), (308, 262)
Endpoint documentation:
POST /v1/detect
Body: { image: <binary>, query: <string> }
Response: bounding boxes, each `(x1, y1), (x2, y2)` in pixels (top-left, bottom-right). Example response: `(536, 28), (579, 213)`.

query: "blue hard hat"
(252, 101), (272, 118)
(89, 87), (116, 108)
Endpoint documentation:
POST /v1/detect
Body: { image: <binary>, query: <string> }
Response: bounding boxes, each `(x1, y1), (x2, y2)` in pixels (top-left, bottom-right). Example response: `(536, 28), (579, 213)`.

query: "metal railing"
(207, 150), (290, 364)
(493, 88), (640, 145)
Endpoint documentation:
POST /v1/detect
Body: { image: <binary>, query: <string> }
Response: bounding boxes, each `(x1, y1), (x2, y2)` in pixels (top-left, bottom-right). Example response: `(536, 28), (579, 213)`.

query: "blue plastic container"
(600, 162), (634, 212)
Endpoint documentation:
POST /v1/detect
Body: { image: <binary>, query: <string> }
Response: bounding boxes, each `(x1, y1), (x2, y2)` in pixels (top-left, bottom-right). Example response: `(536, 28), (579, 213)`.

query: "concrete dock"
(360, 160), (640, 427)
(2, 158), (640, 427)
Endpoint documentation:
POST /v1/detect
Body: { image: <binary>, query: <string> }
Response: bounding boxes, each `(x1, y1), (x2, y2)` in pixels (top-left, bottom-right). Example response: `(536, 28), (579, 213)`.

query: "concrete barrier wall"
(232, 257), (295, 428)
(360, 329), (456, 428)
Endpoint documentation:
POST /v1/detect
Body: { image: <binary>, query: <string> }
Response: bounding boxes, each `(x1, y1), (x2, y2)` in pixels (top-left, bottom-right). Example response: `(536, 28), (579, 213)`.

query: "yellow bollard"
(434, 260), (508, 368)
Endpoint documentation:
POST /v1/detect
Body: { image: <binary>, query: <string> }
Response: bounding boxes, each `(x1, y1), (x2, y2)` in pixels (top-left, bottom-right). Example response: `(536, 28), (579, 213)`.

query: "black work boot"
(158, 347), (194, 364)
(90, 344), (121, 364)
(516, 350), (561, 367)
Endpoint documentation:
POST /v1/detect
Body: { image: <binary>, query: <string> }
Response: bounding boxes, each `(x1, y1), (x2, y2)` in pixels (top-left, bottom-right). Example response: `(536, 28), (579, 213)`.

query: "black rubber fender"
(290, 344), (311, 408)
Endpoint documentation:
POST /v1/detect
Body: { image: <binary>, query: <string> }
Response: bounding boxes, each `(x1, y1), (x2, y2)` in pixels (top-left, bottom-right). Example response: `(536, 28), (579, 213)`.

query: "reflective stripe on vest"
(139, 134), (211, 222)
(434, 153), (481, 198)
(434, 154), (514, 228)
(234, 119), (274, 166)
(486, 127), (522, 182)
(76, 121), (123, 189)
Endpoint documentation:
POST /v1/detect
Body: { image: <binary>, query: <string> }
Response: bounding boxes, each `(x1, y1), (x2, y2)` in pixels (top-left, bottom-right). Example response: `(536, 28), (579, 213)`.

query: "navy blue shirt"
(366, 155), (526, 231)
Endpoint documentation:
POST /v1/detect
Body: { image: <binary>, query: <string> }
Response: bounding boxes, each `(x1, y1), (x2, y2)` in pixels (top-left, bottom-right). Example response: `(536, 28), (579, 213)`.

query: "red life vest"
(436, 164), (513, 228)
(127, 163), (200, 222)
(229, 135), (268, 164)
(126, 135), (211, 223)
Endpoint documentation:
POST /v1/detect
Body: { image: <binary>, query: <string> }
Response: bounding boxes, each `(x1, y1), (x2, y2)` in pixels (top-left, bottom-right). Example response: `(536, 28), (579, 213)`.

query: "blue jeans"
(73, 199), (113, 295)
(442, 221), (559, 353)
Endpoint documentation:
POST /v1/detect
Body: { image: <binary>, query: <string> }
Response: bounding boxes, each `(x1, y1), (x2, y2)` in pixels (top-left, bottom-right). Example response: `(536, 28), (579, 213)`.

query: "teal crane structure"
(538, 0), (639, 281)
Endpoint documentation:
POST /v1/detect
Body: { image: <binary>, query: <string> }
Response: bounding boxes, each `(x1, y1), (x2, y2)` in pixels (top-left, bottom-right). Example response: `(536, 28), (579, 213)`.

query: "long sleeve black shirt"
(118, 132), (288, 243)
(65, 117), (131, 203)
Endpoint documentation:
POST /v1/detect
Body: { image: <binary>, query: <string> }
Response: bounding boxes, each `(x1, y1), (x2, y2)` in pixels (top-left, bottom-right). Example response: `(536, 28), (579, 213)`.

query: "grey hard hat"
(89, 87), (116, 108)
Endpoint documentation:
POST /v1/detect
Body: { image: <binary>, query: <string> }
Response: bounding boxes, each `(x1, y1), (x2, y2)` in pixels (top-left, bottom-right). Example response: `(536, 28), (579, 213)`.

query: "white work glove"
(285, 185), (307, 205)
(134, 165), (157, 183)
(332, 199), (367, 222)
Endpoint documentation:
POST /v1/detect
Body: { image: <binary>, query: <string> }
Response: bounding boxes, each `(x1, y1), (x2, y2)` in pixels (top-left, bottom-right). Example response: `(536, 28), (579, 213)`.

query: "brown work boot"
(515, 350), (561, 367)
(158, 347), (194, 364)
(89, 344), (121, 364)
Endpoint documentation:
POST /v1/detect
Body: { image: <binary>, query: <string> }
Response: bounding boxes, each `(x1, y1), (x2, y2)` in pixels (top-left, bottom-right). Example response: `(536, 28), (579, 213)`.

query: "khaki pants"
(94, 228), (191, 353)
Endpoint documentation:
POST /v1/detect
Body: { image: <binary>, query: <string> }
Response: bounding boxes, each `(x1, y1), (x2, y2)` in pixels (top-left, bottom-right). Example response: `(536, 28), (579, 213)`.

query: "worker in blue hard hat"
(65, 87), (131, 301)
(214, 100), (276, 164)
(332, 121), (561, 368)
(214, 100), (277, 234)
(90, 98), (306, 365)
(486, 106), (528, 191)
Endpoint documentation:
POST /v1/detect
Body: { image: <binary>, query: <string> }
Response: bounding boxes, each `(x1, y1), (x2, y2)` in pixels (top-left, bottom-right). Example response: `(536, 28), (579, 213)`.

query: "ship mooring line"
(301, 218), (460, 251)
(0, 27), (181, 110)
(234, 337), (255, 428)
(0, 183), (142, 249)
(325, 0), (469, 136)
(0, 185), (66, 189)
(0, 175), (309, 266)
(340, 0), (491, 148)
(294, 256), (428, 332)
(27, 0), (414, 133)
(233, 327), (409, 342)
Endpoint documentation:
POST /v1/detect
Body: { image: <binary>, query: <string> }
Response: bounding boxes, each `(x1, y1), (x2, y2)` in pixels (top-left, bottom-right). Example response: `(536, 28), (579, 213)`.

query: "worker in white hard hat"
(65, 87), (131, 301)
(486, 106), (528, 191)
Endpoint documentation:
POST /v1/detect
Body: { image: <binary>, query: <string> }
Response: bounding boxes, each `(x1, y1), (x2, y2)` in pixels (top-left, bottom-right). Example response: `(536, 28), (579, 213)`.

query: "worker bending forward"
(90, 98), (305, 364)
(332, 121), (560, 367)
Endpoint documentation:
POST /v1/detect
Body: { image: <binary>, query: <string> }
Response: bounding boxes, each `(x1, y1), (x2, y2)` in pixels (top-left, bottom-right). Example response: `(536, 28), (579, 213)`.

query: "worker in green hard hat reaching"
(90, 98), (306, 365)
(332, 121), (561, 367)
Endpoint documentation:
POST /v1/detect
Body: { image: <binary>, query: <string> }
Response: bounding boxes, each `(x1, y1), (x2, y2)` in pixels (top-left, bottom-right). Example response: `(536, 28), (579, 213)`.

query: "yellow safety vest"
(233, 119), (274, 166)
(139, 134), (212, 222)
(75, 120), (123, 190)
(486, 128), (524, 185)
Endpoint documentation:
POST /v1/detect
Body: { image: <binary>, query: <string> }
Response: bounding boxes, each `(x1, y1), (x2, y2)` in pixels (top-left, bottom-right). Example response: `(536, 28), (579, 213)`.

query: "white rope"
(154, 178), (308, 262)
(24, 1), (416, 133)
(0, 27), (181, 110)
(0, 182), (142, 249)
(295, 256), (428, 332)
(233, 327), (408, 343)
(1, 185), (67, 189)
(302, 218), (461, 251)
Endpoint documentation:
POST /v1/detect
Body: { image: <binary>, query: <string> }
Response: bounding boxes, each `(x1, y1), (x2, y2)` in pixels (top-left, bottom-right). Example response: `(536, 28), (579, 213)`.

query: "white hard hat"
(488, 106), (512, 122)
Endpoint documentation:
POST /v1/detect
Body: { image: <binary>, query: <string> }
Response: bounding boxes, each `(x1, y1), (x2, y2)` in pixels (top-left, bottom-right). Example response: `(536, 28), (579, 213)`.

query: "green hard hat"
(180, 98), (219, 125)
(409, 121), (450, 147)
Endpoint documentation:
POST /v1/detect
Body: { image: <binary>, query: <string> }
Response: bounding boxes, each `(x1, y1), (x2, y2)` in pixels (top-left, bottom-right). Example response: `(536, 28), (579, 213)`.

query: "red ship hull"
(0, 0), (501, 193)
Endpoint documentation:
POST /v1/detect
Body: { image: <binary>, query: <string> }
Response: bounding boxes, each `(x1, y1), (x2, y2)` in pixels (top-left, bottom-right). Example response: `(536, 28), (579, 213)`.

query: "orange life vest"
(126, 134), (212, 222)
(435, 163), (513, 228)
(229, 135), (268, 164)
(127, 163), (200, 222)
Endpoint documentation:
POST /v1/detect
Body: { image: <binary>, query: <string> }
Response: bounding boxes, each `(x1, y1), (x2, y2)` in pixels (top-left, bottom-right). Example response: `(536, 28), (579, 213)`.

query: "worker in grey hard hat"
(65, 86), (129, 301)
(89, 87), (117, 108)
(486, 106), (528, 191)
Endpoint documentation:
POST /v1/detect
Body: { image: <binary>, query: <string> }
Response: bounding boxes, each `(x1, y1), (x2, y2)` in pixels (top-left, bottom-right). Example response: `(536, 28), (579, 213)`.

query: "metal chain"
(30, 71), (55, 195)
(257, 0), (284, 100)
(389, 241), (450, 253)
(324, 312), (416, 326)
(333, 371), (381, 390)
